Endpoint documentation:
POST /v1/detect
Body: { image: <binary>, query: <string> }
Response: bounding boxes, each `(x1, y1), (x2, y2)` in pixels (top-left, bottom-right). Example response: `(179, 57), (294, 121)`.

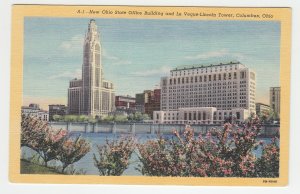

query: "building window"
(241, 71), (246, 79)
(236, 112), (240, 120)
(163, 79), (167, 86)
(250, 72), (255, 80)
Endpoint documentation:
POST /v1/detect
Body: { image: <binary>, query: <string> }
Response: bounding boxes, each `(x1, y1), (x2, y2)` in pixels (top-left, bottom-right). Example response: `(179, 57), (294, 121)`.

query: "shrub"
(93, 136), (136, 176)
(137, 116), (279, 177)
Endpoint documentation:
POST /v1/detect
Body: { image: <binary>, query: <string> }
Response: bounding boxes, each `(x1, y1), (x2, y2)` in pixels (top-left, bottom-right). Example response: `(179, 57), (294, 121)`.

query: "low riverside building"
(115, 95), (136, 114)
(48, 104), (68, 121)
(21, 103), (49, 121)
(255, 103), (271, 115)
(154, 61), (255, 124)
(154, 107), (249, 124)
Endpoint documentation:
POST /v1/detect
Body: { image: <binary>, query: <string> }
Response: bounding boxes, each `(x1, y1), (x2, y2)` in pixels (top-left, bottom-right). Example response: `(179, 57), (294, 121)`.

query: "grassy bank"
(20, 159), (61, 174)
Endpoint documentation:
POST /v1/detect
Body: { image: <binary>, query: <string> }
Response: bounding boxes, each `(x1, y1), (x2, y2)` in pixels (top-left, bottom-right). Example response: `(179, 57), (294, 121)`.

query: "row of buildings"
(23, 19), (281, 125)
(21, 104), (67, 122)
(113, 89), (161, 119)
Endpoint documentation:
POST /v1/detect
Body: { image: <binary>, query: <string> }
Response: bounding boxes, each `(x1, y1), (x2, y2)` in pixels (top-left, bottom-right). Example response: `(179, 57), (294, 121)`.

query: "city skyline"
(23, 18), (280, 110)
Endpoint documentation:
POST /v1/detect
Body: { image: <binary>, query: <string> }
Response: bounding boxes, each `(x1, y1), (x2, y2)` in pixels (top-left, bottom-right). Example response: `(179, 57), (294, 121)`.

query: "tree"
(128, 113), (134, 121)
(114, 115), (128, 122)
(88, 116), (97, 123)
(93, 136), (136, 176)
(64, 115), (78, 122)
(21, 114), (67, 166)
(52, 114), (62, 122)
(78, 115), (89, 122)
(57, 136), (90, 173)
(102, 115), (114, 122)
(255, 138), (279, 177)
(141, 114), (150, 121)
(137, 116), (279, 177)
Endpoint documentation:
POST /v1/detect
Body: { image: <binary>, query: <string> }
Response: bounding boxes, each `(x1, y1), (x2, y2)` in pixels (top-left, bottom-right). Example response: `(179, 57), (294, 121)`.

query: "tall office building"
(68, 19), (115, 118)
(270, 87), (280, 118)
(154, 61), (256, 124)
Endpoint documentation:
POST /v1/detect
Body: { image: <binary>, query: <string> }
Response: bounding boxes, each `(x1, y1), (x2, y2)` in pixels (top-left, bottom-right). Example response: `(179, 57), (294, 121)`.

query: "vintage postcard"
(10, 5), (291, 186)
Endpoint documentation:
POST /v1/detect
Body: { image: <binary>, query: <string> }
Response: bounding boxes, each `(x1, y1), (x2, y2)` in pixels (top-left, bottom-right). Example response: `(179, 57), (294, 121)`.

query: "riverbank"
(20, 159), (61, 174)
(49, 122), (280, 137)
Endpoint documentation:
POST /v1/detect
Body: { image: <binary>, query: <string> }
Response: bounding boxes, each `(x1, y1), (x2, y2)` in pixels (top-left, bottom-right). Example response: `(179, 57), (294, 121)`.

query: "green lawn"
(20, 159), (61, 174)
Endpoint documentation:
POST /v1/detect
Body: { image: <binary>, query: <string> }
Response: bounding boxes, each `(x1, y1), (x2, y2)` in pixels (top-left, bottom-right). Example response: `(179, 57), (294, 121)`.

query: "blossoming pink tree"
(21, 114), (91, 171)
(93, 136), (136, 176)
(21, 114), (67, 166)
(56, 136), (90, 173)
(137, 116), (279, 177)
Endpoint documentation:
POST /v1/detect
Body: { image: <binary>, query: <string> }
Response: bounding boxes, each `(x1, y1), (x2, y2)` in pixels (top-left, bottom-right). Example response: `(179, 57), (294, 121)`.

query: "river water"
(21, 132), (272, 176)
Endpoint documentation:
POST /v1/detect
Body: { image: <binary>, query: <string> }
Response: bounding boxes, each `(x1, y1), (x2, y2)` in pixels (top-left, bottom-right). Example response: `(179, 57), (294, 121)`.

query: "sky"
(23, 17), (280, 110)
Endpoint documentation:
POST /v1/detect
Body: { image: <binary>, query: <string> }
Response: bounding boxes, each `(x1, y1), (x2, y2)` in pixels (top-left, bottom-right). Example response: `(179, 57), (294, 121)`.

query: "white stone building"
(154, 61), (255, 124)
(21, 104), (49, 121)
(68, 19), (115, 118)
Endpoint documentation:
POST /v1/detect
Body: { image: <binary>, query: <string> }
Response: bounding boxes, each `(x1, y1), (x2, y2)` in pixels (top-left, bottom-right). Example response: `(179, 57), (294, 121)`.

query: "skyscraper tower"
(68, 19), (115, 118)
(82, 19), (103, 116)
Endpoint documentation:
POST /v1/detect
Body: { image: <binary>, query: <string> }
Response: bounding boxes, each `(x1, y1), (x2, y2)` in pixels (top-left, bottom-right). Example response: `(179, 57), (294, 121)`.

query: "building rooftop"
(49, 104), (67, 107)
(116, 95), (136, 99)
(255, 102), (270, 107)
(171, 60), (242, 71)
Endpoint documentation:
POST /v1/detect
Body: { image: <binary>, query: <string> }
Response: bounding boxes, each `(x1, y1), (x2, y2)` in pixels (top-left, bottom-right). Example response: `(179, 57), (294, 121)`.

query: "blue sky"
(23, 17), (280, 109)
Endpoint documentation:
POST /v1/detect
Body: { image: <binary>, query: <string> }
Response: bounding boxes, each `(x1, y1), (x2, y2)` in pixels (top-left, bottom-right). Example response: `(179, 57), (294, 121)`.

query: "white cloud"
(49, 68), (81, 80)
(111, 60), (132, 66)
(132, 66), (170, 77)
(184, 49), (247, 61)
(185, 49), (229, 60)
(102, 49), (119, 60)
(231, 53), (246, 61)
(59, 34), (84, 53)
(102, 49), (132, 66)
